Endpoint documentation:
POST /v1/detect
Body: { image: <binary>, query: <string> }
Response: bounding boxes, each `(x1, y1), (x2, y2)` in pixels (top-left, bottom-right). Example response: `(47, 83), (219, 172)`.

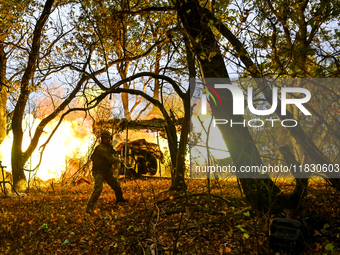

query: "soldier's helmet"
(101, 131), (112, 138)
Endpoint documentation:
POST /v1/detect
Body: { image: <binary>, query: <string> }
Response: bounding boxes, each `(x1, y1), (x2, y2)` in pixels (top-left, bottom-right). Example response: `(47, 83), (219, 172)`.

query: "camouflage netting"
(115, 139), (164, 163)
(93, 117), (184, 137)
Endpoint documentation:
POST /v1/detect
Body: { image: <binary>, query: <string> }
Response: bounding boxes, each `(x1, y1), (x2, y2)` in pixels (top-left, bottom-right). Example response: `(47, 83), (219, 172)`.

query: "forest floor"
(1, 178), (340, 254)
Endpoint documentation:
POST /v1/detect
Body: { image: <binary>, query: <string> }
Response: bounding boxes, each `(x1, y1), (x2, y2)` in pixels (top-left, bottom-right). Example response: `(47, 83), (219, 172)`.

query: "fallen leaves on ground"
(0, 178), (339, 254)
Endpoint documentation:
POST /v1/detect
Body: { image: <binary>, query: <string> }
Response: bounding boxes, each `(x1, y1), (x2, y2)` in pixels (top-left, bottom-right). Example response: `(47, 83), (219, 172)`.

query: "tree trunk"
(118, 62), (131, 120)
(170, 91), (190, 191)
(177, 0), (285, 212)
(11, 0), (55, 190)
(0, 44), (7, 147)
(206, 11), (340, 189)
(11, 154), (27, 191)
(279, 145), (309, 210)
(149, 45), (163, 118)
(164, 117), (181, 190)
(168, 39), (196, 191)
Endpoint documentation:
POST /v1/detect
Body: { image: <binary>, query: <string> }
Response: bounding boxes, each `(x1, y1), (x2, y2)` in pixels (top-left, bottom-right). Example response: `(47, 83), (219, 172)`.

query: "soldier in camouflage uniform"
(86, 131), (127, 214)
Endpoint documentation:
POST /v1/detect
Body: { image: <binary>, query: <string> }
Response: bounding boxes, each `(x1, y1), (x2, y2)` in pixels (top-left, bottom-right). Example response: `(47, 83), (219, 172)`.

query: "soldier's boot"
(115, 187), (128, 203)
(86, 196), (98, 215)
(116, 197), (128, 203)
(86, 205), (94, 215)
(106, 174), (127, 203)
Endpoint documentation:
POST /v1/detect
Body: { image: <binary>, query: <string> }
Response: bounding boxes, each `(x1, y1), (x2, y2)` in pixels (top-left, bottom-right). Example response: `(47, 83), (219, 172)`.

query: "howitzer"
(115, 139), (163, 178)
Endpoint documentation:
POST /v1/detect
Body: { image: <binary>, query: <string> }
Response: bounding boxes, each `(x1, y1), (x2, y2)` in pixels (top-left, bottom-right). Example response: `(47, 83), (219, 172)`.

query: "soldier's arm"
(108, 153), (121, 164)
(96, 145), (121, 164)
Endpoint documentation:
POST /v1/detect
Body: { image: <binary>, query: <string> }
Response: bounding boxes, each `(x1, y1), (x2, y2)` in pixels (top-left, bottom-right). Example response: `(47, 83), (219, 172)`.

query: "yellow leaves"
(219, 245), (233, 254)
(208, 51), (217, 61)
(315, 243), (322, 252)
(28, 219), (34, 225)
(227, 229), (233, 237)
(225, 247), (232, 253)
(56, 46), (61, 54)
(200, 52), (207, 60)
(332, 108), (340, 116)
(199, 51), (217, 62)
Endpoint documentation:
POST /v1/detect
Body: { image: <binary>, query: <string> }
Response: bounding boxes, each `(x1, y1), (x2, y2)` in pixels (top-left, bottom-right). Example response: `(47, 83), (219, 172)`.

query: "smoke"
(1, 83), (97, 182)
